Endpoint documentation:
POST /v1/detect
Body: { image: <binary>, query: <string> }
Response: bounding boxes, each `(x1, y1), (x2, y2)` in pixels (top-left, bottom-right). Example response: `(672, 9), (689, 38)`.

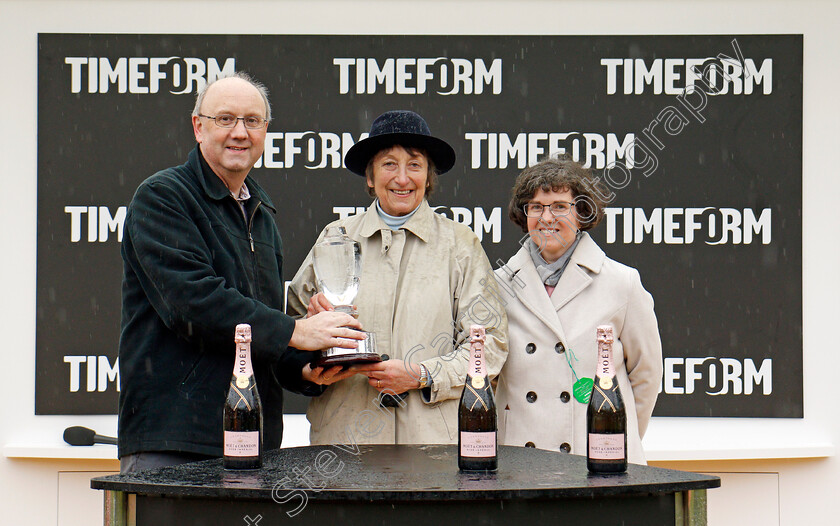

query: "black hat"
(344, 110), (456, 176)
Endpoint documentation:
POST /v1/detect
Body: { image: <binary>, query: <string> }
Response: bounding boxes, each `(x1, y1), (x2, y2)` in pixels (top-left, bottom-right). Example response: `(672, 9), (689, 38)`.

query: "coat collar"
(506, 231), (604, 277)
(550, 231), (605, 310)
(567, 230), (605, 274)
(357, 199), (433, 243)
(189, 145), (277, 213)
(503, 232), (606, 338)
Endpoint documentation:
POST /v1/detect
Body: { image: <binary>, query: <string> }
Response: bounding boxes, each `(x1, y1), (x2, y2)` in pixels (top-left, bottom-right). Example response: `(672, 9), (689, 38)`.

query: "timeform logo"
(64, 56), (236, 94)
(662, 356), (772, 396)
(333, 57), (502, 95)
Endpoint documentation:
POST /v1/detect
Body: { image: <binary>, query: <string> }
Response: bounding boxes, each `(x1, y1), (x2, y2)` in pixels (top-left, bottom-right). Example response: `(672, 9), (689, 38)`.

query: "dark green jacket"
(118, 146), (313, 458)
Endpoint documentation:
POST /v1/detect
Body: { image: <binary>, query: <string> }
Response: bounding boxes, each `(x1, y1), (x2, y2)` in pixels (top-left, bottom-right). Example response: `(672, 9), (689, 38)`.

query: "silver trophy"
(312, 226), (380, 367)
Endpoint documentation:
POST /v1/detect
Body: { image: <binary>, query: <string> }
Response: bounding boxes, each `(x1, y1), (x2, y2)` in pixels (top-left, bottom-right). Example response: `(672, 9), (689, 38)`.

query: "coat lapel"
(504, 246), (567, 343)
(550, 232), (605, 310)
(504, 233), (606, 343)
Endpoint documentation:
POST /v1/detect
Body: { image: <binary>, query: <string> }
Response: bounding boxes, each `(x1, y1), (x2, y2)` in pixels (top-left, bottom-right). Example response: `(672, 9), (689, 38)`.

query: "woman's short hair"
(508, 154), (610, 233)
(364, 145), (439, 198)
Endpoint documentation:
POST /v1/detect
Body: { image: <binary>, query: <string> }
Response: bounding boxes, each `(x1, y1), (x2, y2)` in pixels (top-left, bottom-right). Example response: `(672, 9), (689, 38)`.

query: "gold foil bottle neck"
(596, 324), (614, 344)
(470, 325), (486, 347)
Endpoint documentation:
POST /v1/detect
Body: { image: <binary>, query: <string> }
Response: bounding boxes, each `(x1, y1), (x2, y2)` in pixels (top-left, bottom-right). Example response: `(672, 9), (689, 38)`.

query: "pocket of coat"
(436, 405), (455, 441)
(307, 394), (328, 431)
(309, 384), (347, 432)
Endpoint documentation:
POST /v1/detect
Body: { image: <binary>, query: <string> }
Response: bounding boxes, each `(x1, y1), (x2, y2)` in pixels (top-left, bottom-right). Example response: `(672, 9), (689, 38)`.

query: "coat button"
(559, 443), (571, 453)
(560, 391), (570, 403)
(525, 343), (536, 354)
(555, 342), (565, 354)
(526, 391), (538, 403)
(525, 442), (536, 448)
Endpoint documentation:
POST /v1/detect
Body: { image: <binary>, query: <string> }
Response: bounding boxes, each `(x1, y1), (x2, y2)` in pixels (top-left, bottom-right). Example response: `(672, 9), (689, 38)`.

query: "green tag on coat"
(573, 377), (594, 404)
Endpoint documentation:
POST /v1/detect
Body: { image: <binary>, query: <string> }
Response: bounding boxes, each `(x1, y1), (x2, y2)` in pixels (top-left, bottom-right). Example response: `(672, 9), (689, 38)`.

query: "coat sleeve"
(286, 249), (318, 318)
(273, 346), (325, 396)
(620, 268), (663, 438)
(421, 229), (509, 404)
(282, 237), (331, 396)
(122, 177), (296, 363)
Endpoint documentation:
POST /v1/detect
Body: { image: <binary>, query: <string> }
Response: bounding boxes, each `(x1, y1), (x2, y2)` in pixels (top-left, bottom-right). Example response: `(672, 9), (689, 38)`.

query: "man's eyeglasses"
(523, 201), (576, 218)
(198, 114), (268, 129)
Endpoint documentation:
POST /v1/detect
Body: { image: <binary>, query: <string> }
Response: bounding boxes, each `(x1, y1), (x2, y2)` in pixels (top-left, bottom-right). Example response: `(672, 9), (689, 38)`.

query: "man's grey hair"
(191, 71), (272, 123)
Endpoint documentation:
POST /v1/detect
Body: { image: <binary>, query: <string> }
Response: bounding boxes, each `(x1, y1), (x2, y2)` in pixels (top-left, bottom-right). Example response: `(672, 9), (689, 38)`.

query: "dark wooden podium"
(92, 445), (719, 525)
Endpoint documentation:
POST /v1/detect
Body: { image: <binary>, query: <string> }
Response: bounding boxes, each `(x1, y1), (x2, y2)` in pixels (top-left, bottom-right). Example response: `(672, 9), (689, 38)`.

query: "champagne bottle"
(586, 325), (627, 473)
(223, 324), (263, 470)
(458, 325), (498, 472)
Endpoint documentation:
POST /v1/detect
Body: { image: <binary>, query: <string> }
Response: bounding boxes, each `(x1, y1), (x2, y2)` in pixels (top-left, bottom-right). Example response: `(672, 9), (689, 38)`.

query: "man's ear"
(192, 115), (203, 143)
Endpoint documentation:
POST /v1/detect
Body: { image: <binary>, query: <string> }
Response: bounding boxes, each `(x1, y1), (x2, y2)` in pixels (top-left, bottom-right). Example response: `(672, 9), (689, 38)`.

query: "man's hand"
(301, 364), (359, 386)
(290, 311), (364, 351)
(354, 359), (423, 395)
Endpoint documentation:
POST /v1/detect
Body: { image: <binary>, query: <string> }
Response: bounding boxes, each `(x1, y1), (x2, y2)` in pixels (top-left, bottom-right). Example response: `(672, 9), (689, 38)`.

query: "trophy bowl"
(312, 226), (382, 368)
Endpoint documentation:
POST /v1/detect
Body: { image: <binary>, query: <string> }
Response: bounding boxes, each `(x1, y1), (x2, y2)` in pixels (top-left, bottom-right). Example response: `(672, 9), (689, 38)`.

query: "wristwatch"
(418, 364), (431, 389)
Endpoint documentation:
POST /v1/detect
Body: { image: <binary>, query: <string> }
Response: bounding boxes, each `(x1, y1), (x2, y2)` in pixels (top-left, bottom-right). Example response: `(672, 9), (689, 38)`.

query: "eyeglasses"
(523, 201), (576, 218)
(197, 114), (268, 129)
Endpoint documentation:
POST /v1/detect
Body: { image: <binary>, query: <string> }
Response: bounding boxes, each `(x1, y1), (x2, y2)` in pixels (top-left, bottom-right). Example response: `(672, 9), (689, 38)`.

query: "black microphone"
(63, 426), (118, 446)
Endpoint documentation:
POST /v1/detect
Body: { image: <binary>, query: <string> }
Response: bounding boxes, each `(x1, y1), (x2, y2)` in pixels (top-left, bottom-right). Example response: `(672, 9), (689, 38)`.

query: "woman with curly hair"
(495, 155), (662, 465)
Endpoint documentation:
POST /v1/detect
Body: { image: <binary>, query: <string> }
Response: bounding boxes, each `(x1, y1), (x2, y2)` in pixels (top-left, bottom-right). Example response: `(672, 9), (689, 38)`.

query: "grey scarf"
(527, 231), (582, 286)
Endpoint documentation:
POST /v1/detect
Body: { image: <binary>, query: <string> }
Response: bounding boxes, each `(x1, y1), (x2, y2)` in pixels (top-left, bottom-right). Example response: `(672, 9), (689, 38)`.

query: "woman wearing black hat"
(287, 110), (508, 445)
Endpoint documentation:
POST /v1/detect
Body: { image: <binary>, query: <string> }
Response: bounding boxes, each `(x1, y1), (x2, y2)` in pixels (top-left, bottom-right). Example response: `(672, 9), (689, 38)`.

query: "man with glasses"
(118, 72), (364, 473)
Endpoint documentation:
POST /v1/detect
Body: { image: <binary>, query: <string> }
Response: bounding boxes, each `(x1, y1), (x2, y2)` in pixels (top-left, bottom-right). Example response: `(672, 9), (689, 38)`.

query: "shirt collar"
(375, 200), (420, 230)
(231, 182), (251, 202)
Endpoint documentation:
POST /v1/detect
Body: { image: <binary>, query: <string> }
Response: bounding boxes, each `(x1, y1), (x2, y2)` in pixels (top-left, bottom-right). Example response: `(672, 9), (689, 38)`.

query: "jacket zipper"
(247, 200), (261, 253)
(242, 198), (261, 298)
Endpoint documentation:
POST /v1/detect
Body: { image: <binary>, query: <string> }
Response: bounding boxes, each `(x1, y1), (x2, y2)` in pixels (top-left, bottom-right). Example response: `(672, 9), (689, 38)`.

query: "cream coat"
(288, 201), (508, 445)
(494, 232), (661, 464)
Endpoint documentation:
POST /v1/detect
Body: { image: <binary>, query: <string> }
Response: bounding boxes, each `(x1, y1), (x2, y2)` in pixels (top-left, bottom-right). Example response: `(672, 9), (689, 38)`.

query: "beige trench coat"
(288, 201), (508, 445)
(494, 232), (662, 464)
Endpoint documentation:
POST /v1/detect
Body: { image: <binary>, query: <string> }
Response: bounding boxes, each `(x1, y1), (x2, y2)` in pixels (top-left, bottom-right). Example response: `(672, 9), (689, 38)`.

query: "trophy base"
(313, 330), (380, 368)
(314, 352), (382, 368)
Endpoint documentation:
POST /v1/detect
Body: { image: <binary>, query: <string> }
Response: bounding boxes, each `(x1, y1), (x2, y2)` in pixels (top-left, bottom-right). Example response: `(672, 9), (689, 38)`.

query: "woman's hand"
(307, 292), (335, 317)
(301, 364), (358, 386)
(354, 359), (423, 395)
